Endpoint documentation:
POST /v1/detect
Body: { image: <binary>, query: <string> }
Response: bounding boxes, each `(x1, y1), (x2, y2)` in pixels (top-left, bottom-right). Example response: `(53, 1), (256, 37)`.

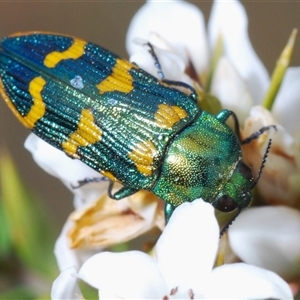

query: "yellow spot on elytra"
(101, 170), (117, 182)
(128, 140), (157, 176)
(25, 76), (47, 128)
(154, 104), (187, 129)
(62, 109), (102, 157)
(97, 58), (134, 94)
(44, 38), (86, 68)
(0, 77), (44, 129)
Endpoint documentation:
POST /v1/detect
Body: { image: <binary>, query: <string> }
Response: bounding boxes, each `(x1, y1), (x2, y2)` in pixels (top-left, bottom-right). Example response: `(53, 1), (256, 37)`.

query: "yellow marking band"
(128, 140), (157, 176)
(26, 77), (47, 128)
(101, 170), (118, 182)
(154, 104), (187, 129)
(0, 76), (46, 129)
(0, 78), (33, 128)
(62, 109), (102, 158)
(97, 58), (134, 94)
(44, 38), (86, 68)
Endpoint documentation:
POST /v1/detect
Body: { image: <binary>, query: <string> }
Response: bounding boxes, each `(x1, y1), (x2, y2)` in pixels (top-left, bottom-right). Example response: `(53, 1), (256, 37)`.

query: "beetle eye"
(213, 195), (238, 212)
(238, 161), (253, 181)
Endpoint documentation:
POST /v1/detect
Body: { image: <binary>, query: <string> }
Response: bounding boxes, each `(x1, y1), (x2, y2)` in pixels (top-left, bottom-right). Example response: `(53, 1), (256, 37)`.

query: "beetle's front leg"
(216, 109), (241, 141)
(242, 125), (277, 145)
(164, 202), (176, 224)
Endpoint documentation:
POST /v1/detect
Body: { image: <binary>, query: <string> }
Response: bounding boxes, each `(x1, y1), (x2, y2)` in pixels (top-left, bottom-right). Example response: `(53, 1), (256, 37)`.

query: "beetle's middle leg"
(71, 176), (108, 189)
(108, 181), (139, 200)
(216, 109), (241, 141)
(146, 42), (198, 101)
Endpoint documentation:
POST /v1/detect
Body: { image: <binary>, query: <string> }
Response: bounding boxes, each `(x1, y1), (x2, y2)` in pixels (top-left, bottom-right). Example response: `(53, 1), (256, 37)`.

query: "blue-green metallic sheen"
(0, 33), (254, 220)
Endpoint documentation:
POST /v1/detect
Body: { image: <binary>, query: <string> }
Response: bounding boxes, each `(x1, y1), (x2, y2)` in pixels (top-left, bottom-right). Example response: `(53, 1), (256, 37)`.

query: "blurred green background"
(0, 0), (299, 231)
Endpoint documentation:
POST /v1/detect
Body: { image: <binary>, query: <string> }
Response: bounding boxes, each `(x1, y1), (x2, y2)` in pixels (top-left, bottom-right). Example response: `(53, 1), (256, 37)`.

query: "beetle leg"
(71, 176), (108, 189)
(146, 42), (165, 80)
(162, 79), (198, 101)
(146, 42), (198, 101)
(216, 109), (241, 141)
(164, 202), (176, 223)
(242, 125), (277, 145)
(108, 180), (139, 200)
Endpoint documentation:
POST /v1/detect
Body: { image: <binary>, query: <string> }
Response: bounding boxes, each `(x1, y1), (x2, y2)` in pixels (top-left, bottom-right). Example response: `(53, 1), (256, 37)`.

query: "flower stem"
(262, 28), (298, 110)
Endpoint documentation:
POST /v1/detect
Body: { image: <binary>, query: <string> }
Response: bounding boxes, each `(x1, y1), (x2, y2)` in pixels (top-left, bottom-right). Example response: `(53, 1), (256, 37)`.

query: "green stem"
(262, 28), (298, 110)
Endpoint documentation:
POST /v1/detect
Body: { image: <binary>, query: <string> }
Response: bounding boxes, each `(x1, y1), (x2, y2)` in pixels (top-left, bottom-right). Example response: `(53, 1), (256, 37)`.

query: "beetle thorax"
(153, 112), (242, 207)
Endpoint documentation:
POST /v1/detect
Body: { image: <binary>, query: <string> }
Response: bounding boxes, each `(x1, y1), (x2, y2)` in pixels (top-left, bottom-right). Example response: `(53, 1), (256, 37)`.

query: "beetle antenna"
(251, 139), (272, 189)
(220, 208), (242, 237)
(219, 137), (271, 236)
(146, 42), (165, 80)
(242, 125), (276, 145)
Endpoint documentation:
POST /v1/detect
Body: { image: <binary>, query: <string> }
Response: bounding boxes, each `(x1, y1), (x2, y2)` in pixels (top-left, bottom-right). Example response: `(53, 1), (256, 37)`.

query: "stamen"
(170, 286), (178, 296)
(188, 288), (195, 299)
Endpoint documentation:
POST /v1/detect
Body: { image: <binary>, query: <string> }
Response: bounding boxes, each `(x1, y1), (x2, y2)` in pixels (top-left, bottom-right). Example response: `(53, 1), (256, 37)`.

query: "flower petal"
(129, 43), (193, 85)
(203, 263), (293, 299)
(24, 133), (98, 184)
(211, 57), (253, 124)
(229, 206), (300, 281)
(67, 189), (163, 248)
(54, 218), (99, 271)
(24, 133), (107, 207)
(51, 266), (83, 300)
(208, 0), (269, 104)
(78, 251), (167, 299)
(156, 199), (219, 291)
(272, 66), (300, 139)
(241, 106), (300, 207)
(126, 0), (209, 75)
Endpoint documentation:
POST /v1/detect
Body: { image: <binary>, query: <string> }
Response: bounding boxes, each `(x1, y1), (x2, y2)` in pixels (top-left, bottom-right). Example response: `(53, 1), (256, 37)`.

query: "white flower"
(126, 0), (269, 124)
(124, 1), (300, 292)
(126, 0), (300, 208)
(241, 106), (300, 207)
(228, 206), (300, 282)
(51, 266), (83, 300)
(272, 67), (300, 139)
(51, 199), (292, 299)
(24, 0), (300, 291)
(25, 133), (104, 208)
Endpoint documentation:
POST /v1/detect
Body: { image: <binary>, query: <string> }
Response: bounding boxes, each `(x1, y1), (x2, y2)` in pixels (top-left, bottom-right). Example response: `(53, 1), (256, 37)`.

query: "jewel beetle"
(0, 32), (269, 221)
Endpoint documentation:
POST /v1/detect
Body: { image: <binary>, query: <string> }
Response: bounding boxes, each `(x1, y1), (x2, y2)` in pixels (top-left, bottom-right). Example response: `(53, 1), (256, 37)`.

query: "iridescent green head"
(212, 161), (253, 213)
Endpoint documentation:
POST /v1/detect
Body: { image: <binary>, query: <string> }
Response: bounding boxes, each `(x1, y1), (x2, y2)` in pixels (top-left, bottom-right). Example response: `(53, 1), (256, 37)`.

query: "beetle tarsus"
(146, 42), (197, 98)
(146, 42), (165, 80)
(71, 176), (108, 189)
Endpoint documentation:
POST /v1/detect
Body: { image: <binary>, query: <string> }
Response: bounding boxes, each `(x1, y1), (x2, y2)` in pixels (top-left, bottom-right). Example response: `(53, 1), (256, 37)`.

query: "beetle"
(0, 32), (270, 221)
